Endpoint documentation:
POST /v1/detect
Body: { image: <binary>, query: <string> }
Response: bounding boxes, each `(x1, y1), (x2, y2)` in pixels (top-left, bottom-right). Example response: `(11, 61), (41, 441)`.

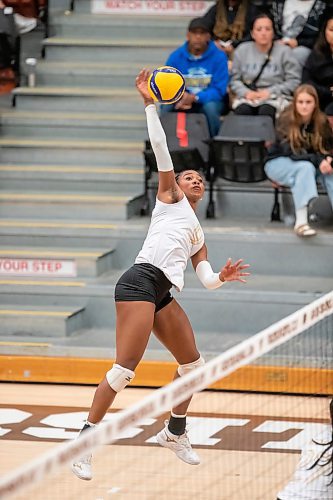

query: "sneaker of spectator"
(13, 12), (36, 34)
(3, 0), (46, 33)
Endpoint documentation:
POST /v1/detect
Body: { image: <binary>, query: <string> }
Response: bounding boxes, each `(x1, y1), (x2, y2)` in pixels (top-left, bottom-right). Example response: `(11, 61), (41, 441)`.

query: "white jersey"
(135, 195), (204, 292)
(278, 427), (333, 500)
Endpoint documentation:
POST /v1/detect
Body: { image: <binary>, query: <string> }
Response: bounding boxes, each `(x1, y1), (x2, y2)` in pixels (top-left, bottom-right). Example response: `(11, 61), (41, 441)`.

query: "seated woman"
(202, 0), (262, 59)
(264, 84), (333, 237)
(302, 14), (333, 112)
(230, 13), (301, 122)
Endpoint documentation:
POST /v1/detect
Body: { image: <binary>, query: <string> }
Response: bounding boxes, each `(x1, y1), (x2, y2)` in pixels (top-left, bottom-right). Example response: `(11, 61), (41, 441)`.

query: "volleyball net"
(1, 291), (332, 499)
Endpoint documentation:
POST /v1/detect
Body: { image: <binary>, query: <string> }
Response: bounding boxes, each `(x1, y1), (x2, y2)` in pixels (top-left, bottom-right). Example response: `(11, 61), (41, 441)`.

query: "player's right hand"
(136, 69), (154, 104)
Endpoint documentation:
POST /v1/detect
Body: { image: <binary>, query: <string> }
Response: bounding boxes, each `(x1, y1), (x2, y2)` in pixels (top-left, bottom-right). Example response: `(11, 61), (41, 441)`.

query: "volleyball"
(148, 66), (185, 104)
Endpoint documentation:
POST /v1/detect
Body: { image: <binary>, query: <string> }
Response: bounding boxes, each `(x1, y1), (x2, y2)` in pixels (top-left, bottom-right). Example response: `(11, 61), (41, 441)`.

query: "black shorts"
(115, 263), (173, 312)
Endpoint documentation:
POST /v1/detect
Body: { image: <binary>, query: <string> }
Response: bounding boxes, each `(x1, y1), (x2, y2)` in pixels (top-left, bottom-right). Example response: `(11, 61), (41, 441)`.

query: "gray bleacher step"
(0, 328), (261, 360)
(0, 218), (125, 248)
(0, 164), (144, 194)
(214, 181), (278, 219)
(199, 225), (333, 278)
(68, 0), (113, 14)
(42, 37), (178, 63)
(0, 325), (327, 369)
(35, 61), (150, 88)
(0, 246), (115, 278)
(11, 86), (143, 113)
(1, 110), (146, 141)
(0, 190), (143, 220)
(0, 325), (327, 370)
(107, 224), (333, 278)
(214, 183), (333, 221)
(50, 13), (188, 39)
(0, 276), (325, 335)
(0, 329), (252, 362)
(159, 288), (327, 335)
(0, 217), (333, 275)
(182, 271), (333, 292)
(0, 304), (86, 337)
(0, 137), (142, 165)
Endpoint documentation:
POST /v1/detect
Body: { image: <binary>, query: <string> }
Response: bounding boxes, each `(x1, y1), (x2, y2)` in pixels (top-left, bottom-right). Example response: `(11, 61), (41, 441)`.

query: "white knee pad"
(106, 364), (135, 392)
(177, 355), (205, 377)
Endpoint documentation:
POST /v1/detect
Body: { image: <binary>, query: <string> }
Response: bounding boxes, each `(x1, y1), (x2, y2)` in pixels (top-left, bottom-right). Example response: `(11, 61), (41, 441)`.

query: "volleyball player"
(277, 399), (333, 499)
(72, 69), (250, 480)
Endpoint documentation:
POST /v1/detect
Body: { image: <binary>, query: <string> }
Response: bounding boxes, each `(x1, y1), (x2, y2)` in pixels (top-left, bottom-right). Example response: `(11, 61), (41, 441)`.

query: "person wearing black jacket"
(264, 83), (333, 237)
(202, 0), (262, 58)
(0, 2), (17, 70)
(302, 15), (333, 112)
(270, 0), (332, 66)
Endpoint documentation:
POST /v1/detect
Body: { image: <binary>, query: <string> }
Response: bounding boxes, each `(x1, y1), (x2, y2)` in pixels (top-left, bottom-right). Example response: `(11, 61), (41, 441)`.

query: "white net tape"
(1, 290), (332, 498)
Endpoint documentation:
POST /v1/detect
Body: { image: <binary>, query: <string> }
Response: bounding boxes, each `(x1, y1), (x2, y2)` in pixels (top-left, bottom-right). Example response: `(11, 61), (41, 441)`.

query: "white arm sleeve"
(196, 260), (224, 290)
(145, 104), (174, 172)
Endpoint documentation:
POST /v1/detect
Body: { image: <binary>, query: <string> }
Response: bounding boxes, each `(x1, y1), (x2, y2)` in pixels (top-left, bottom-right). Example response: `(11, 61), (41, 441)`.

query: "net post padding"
(0, 290), (332, 498)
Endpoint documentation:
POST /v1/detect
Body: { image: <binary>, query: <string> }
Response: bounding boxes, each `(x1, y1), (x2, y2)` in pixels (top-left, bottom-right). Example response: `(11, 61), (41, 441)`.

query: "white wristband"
(145, 104), (174, 172)
(196, 260), (224, 290)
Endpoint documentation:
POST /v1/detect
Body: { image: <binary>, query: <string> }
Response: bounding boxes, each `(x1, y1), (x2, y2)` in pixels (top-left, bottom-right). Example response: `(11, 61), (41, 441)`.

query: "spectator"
(230, 13), (300, 122)
(0, 2), (16, 66)
(302, 14), (333, 112)
(0, 1), (18, 91)
(201, 0), (262, 59)
(3, 0), (47, 34)
(264, 84), (333, 237)
(270, 0), (332, 66)
(162, 17), (229, 137)
(277, 398), (333, 500)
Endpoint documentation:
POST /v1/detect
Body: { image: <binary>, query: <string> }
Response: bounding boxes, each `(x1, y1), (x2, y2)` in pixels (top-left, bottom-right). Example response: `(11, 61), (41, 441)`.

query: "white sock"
(85, 420), (97, 428)
(171, 411), (187, 418)
(295, 206), (308, 228)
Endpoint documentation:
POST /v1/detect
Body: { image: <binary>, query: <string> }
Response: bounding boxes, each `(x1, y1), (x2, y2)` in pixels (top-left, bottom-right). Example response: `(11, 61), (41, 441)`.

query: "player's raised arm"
(136, 69), (183, 203)
(191, 244), (250, 289)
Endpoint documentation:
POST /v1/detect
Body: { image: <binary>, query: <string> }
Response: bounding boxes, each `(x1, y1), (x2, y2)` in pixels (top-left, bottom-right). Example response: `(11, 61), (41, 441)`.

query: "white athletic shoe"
(71, 454), (92, 480)
(14, 13), (37, 34)
(156, 421), (200, 465)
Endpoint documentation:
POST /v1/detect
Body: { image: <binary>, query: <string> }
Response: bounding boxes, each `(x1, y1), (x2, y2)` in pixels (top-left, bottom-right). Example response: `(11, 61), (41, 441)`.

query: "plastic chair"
(207, 137), (280, 220)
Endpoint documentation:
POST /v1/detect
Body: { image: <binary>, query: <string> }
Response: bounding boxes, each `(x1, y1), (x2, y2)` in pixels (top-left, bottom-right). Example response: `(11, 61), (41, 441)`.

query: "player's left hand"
(219, 258), (250, 283)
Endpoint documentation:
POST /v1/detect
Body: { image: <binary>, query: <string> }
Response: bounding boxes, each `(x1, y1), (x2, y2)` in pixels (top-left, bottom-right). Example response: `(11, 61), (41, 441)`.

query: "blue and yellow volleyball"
(148, 66), (185, 104)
